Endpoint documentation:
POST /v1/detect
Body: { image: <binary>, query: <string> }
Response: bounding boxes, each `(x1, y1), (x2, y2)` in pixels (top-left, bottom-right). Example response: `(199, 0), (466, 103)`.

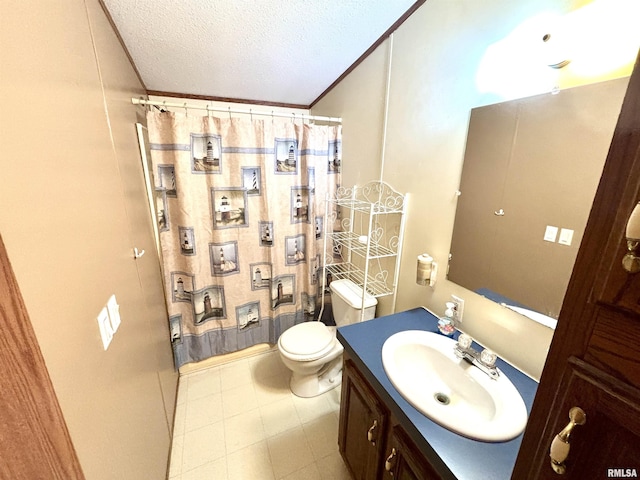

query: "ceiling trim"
(97, 0), (147, 90)
(102, 0), (426, 108)
(146, 90), (309, 110)
(310, 0), (427, 108)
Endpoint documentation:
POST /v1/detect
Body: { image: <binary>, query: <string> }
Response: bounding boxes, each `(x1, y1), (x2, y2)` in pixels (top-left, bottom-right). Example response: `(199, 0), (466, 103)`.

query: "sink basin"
(381, 330), (528, 442)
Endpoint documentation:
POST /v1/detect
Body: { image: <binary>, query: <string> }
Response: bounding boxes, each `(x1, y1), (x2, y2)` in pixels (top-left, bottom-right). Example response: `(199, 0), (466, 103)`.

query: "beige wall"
(312, 0), (635, 380)
(0, 1), (177, 479)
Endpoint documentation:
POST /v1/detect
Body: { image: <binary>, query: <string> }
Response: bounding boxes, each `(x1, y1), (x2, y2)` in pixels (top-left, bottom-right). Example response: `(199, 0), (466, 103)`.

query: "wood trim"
(145, 90), (309, 110)
(568, 356), (640, 409)
(310, 0), (427, 107)
(0, 234), (85, 479)
(585, 306), (640, 386)
(97, 0), (147, 90)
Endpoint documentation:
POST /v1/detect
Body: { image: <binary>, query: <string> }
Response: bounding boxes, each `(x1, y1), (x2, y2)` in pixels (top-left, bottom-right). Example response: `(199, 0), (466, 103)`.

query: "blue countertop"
(336, 307), (538, 480)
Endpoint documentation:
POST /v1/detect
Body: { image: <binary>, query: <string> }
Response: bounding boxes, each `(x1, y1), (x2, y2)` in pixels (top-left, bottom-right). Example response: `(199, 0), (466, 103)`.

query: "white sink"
(381, 330), (528, 442)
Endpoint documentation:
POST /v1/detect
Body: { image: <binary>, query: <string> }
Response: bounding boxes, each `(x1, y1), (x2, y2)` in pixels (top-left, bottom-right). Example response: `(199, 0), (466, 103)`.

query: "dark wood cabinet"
(339, 355), (441, 480)
(339, 357), (388, 480)
(536, 357), (640, 480)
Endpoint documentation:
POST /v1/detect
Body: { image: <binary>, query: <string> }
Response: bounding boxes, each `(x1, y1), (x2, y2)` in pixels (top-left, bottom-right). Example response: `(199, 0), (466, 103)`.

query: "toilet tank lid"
(329, 279), (378, 309)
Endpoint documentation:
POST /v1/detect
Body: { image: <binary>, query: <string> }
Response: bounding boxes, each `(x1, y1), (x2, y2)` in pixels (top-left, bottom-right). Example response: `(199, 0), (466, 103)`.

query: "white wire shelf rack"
(329, 231), (397, 259)
(319, 181), (407, 322)
(331, 198), (404, 215)
(325, 263), (394, 298)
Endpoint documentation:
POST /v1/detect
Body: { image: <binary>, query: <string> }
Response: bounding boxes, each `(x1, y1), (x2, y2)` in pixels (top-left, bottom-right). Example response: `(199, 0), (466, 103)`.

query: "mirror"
(448, 77), (629, 321)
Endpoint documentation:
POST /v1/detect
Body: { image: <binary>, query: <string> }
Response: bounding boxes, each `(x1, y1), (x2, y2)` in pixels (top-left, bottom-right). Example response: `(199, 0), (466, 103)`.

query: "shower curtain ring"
(292, 112), (295, 123)
(250, 109), (253, 121)
(228, 106), (232, 119)
(184, 102), (188, 115)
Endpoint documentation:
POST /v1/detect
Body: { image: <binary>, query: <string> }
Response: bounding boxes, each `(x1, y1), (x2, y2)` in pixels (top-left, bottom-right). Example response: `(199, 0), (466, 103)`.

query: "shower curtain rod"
(131, 98), (342, 124)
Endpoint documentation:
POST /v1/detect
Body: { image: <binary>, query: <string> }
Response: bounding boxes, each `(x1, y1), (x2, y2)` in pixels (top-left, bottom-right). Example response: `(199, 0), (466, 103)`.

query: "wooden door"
(448, 100), (517, 291)
(339, 356), (388, 480)
(0, 234), (85, 479)
(512, 52), (640, 479)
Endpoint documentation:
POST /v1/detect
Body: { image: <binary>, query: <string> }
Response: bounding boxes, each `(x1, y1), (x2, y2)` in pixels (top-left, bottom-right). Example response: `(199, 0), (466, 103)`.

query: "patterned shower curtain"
(146, 111), (341, 368)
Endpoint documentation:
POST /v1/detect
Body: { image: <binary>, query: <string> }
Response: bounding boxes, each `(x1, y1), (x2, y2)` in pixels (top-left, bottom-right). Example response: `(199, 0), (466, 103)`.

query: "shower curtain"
(146, 111), (341, 368)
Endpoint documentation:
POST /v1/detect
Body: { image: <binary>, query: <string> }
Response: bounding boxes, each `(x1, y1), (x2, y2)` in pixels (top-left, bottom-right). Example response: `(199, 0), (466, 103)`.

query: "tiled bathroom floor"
(169, 349), (352, 479)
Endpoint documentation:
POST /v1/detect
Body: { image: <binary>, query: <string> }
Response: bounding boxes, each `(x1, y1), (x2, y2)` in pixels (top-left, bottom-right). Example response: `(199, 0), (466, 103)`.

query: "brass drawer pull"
(549, 406), (586, 474)
(367, 420), (378, 445)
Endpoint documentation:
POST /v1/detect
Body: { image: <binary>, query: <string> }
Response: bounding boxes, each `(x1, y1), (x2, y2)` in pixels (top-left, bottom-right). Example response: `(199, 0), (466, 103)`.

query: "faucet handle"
(480, 348), (497, 368)
(457, 333), (473, 350)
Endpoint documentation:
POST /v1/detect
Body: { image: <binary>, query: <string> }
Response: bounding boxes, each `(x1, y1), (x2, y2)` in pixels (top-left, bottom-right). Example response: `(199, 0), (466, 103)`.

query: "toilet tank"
(329, 279), (377, 326)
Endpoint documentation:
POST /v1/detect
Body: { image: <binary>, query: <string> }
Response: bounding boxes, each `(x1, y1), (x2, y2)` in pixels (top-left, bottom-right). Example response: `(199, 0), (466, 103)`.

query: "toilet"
(278, 279), (377, 397)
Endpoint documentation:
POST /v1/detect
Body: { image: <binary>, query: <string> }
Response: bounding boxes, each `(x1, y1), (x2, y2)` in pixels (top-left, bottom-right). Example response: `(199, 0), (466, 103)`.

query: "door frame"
(0, 234), (85, 479)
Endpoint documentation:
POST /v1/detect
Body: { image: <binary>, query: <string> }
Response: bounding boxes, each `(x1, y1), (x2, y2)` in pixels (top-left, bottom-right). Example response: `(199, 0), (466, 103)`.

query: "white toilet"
(278, 279), (377, 397)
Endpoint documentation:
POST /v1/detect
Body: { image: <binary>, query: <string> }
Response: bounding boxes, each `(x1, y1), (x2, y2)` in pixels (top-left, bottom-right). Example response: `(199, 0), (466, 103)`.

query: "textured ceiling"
(102, 0), (420, 106)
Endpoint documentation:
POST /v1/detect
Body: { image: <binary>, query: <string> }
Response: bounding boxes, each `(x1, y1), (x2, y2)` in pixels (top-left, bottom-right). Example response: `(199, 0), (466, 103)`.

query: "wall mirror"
(448, 77), (629, 322)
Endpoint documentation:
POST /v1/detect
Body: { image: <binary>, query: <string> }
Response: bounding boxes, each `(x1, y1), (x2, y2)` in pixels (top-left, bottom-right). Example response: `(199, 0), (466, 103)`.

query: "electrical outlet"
(450, 295), (465, 323)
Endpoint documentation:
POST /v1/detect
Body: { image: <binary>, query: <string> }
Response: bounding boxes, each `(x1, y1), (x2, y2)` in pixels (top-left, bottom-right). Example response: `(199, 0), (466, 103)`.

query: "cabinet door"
(537, 358), (640, 479)
(339, 358), (387, 480)
(382, 425), (441, 480)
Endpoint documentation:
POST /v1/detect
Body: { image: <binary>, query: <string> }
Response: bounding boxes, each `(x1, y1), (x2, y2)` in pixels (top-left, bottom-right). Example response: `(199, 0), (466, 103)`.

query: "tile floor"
(168, 349), (352, 479)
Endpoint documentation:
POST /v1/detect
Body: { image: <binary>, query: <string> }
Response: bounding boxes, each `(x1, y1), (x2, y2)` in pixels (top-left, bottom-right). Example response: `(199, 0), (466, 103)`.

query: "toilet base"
(289, 356), (343, 398)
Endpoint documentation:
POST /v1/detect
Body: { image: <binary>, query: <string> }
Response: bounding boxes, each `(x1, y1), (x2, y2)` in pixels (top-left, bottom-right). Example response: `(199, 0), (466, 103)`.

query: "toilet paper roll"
(417, 254), (433, 286)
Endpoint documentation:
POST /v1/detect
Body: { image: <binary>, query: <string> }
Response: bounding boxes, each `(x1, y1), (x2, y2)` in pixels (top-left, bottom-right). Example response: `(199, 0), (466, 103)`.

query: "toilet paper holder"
(417, 254), (437, 287)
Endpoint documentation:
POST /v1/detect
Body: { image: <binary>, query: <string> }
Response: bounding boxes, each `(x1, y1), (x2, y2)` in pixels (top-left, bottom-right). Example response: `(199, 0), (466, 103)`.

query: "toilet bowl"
(277, 279), (377, 398)
(278, 322), (344, 397)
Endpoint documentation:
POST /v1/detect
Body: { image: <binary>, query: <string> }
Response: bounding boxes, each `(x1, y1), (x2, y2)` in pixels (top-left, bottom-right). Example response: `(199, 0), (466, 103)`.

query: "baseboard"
(178, 343), (277, 375)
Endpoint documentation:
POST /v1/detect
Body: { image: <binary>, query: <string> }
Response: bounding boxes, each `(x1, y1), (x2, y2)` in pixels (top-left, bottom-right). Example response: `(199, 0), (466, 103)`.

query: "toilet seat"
(278, 322), (336, 362)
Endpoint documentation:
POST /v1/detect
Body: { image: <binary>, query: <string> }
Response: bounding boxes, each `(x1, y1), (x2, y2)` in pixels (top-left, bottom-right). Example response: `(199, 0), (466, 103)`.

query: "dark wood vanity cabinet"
(339, 354), (442, 480)
(338, 356), (388, 479)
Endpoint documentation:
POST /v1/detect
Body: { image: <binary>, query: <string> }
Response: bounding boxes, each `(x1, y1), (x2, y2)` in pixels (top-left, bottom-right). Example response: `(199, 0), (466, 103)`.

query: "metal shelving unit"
(320, 181), (407, 320)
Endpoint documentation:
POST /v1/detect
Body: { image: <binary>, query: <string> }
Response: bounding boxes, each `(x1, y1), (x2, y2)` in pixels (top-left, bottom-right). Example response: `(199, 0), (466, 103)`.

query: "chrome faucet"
(453, 333), (499, 380)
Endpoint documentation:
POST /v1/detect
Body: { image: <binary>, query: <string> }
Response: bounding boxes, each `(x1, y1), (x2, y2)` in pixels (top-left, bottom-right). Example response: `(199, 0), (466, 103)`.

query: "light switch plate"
(544, 225), (558, 242)
(558, 228), (574, 246)
(107, 294), (121, 332)
(97, 307), (113, 350)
